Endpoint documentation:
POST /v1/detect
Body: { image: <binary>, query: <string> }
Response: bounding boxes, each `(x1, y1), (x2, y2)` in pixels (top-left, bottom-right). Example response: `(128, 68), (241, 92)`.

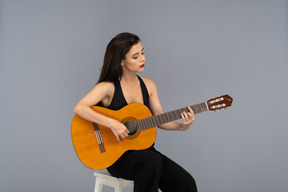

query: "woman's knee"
(178, 173), (197, 192)
(139, 150), (163, 166)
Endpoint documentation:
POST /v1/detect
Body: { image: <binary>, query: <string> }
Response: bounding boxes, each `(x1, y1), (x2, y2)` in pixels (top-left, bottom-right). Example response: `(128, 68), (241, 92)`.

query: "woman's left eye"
(133, 52), (144, 59)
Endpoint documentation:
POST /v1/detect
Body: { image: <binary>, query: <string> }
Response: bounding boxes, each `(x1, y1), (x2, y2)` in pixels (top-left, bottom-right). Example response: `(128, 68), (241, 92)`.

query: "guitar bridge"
(93, 123), (106, 153)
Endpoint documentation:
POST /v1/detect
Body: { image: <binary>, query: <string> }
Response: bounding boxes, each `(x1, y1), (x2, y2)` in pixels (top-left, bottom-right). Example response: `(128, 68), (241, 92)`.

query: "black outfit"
(106, 76), (198, 192)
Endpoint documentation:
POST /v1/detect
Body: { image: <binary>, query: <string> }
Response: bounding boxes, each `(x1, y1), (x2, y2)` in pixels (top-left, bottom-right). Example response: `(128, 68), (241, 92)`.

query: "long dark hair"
(98, 32), (141, 83)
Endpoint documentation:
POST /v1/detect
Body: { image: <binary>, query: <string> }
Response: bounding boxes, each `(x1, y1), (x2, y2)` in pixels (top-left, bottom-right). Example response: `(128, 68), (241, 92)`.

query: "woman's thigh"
(107, 149), (163, 180)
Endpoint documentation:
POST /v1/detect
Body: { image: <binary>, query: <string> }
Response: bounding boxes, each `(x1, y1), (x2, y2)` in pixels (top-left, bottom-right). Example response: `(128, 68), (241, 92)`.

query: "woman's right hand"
(109, 119), (130, 143)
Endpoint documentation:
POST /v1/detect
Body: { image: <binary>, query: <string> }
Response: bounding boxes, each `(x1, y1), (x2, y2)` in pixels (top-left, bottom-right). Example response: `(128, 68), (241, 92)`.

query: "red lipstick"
(140, 64), (145, 68)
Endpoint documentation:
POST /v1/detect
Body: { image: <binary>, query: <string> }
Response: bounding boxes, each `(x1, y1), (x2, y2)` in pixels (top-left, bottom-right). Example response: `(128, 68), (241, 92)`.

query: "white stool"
(94, 171), (162, 192)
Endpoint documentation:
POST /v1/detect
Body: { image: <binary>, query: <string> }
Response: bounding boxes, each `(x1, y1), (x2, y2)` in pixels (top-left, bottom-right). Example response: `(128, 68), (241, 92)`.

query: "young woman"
(73, 32), (198, 192)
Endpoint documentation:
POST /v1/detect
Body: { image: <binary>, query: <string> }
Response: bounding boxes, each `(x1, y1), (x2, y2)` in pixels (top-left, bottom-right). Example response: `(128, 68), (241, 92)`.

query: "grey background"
(1, 0), (287, 192)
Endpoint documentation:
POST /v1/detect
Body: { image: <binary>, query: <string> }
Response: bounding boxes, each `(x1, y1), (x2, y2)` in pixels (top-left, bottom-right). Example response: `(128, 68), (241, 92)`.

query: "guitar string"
(87, 103), (208, 138)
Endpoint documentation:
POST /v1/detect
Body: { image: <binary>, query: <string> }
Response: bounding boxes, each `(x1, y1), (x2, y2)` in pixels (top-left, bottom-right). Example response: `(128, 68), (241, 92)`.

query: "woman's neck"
(120, 72), (138, 85)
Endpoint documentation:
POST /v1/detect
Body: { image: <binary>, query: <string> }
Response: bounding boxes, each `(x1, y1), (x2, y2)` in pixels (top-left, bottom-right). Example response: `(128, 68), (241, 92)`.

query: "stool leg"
(114, 181), (123, 192)
(94, 178), (103, 192)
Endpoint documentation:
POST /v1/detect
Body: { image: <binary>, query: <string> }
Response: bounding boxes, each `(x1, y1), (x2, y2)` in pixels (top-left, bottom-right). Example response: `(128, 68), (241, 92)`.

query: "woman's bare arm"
(73, 82), (129, 143)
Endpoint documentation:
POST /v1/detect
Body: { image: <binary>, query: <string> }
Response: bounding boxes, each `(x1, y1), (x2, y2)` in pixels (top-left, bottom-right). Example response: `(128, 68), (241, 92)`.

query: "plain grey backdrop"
(1, 0), (287, 192)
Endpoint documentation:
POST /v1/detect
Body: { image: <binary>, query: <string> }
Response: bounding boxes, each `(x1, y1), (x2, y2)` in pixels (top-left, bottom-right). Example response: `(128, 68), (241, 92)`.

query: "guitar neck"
(136, 102), (208, 131)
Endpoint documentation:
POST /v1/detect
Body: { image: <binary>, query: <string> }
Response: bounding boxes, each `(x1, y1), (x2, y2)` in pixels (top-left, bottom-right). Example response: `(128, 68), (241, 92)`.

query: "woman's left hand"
(180, 106), (195, 131)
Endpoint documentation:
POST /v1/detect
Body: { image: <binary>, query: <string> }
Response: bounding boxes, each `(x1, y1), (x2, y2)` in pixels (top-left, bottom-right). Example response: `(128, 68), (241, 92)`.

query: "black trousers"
(107, 147), (198, 192)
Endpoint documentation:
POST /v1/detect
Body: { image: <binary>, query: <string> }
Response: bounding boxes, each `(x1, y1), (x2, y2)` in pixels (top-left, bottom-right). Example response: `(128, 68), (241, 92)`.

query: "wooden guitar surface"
(71, 94), (233, 170)
(71, 103), (156, 170)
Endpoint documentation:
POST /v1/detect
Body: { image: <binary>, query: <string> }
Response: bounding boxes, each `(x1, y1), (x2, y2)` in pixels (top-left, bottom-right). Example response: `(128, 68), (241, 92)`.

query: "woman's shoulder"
(139, 76), (157, 94)
(140, 76), (155, 86)
(94, 81), (115, 94)
(96, 81), (114, 87)
(94, 81), (115, 107)
(97, 81), (114, 87)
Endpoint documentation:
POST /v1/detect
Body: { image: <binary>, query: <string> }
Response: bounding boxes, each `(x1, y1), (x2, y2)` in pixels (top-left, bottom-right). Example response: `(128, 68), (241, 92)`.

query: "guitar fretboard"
(135, 102), (208, 131)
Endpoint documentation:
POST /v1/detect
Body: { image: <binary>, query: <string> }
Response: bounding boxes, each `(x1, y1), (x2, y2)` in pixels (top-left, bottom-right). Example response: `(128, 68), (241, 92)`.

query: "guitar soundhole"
(122, 117), (140, 139)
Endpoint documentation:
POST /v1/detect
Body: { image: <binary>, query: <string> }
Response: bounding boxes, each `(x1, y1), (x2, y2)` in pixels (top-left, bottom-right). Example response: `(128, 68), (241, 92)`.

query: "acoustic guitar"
(71, 94), (233, 169)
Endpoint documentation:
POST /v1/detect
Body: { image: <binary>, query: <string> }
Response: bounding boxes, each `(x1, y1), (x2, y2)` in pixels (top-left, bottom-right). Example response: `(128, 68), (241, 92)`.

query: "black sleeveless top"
(107, 76), (150, 110)
(105, 76), (156, 159)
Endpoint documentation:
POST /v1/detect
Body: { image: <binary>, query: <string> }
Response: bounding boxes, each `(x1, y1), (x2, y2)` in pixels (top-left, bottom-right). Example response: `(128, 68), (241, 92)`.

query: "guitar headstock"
(207, 94), (233, 111)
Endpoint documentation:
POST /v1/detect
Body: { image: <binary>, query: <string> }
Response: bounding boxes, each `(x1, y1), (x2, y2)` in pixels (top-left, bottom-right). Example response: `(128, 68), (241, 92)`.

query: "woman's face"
(121, 42), (145, 73)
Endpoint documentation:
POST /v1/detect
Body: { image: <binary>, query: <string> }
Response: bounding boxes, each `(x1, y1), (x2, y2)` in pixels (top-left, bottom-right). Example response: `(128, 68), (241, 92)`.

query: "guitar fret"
(138, 120), (143, 131)
(142, 120), (146, 130)
(164, 114), (168, 123)
(141, 119), (146, 130)
(140, 119), (145, 130)
(150, 118), (156, 127)
(160, 116), (164, 124)
(201, 102), (208, 111)
(144, 119), (149, 129)
(145, 119), (150, 129)
(160, 114), (166, 124)
(173, 110), (179, 120)
(150, 119), (154, 128)
(137, 121), (141, 131)
(146, 119), (150, 128)
(168, 112), (173, 121)
(153, 116), (158, 126)
(192, 104), (199, 113)
(150, 118), (154, 127)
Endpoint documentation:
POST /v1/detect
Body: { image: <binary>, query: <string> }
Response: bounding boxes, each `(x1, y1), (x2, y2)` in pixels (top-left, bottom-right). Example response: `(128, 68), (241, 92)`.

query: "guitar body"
(71, 103), (156, 170)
